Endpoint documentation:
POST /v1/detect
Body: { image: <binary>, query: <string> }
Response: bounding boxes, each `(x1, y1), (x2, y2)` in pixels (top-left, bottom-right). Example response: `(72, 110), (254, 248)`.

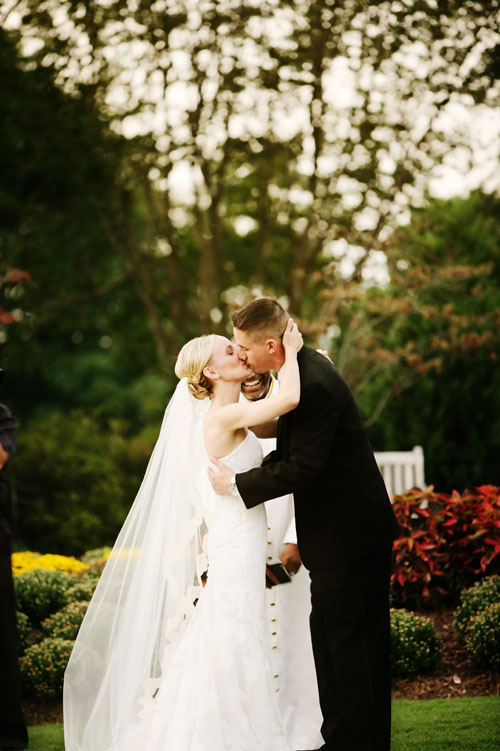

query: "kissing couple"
(64, 297), (400, 751)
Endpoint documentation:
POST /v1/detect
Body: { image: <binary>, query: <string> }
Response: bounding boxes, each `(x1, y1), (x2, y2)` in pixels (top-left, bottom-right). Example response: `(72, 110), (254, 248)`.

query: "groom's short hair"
(232, 298), (288, 343)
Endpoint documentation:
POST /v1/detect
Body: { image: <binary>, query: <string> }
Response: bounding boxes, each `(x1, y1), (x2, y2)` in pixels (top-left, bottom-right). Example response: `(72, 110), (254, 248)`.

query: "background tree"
(0, 28), (174, 425)
(314, 190), (499, 489)
(3, 0), (498, 329)
(1, 2), (499, 552)
(372, 190), (500, 490)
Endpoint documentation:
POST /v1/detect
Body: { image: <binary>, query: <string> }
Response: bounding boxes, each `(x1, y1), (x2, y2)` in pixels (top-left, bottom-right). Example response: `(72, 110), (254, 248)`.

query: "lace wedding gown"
(121, 430), (291, 751)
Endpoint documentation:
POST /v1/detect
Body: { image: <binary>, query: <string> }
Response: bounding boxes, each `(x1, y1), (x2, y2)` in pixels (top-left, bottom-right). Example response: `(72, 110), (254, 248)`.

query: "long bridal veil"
(63, 379), (211, 751)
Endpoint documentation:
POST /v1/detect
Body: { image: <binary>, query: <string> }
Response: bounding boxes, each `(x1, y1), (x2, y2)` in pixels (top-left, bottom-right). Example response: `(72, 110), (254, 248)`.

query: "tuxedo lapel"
(276, 411), (292, 459)
(276, 347), (307, 454)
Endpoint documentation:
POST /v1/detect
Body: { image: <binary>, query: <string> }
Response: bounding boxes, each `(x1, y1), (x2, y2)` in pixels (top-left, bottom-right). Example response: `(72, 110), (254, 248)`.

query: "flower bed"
(12, 551), (89, 576)
(391, 608), (499, 700)
(13, 497), (500, 705)
(391, 484), (500, 608)
(13, 549), (106, 701)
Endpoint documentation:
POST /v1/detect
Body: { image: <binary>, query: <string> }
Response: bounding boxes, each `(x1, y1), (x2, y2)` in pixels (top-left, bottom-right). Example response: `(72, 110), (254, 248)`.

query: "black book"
(266, 560), (293, 587)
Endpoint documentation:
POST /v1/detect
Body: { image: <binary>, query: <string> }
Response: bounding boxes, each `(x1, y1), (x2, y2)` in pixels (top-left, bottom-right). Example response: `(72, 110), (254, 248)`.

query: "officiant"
(241, 369), (323, 751)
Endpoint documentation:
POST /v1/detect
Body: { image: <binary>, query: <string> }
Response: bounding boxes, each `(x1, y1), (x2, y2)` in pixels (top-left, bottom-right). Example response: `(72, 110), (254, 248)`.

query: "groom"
(209, 298), (400, 751)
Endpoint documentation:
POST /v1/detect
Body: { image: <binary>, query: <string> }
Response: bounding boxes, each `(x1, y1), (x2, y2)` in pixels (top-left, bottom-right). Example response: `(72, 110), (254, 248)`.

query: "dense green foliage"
(0, 29), (172, 429)
(16, 610), (32, 655)
(14, 569), (77, 625)
(13, 410), (154, 555)
(390, 608), (442, 678)
(454, 576), (500, 636)
(362, 192), (500, 491)
(41, 600), (89, 641)
(64, 578), (98, 605)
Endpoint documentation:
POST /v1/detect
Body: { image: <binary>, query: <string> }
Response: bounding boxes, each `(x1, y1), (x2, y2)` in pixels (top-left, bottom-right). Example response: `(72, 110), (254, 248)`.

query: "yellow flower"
(106, 547), (140, 561)
(12, 551), (89, 576)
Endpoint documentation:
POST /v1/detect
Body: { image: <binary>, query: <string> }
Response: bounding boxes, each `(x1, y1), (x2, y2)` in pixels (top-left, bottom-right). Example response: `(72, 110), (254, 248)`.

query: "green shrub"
(15, 569), (77, 625)
(13, 411), (151, 555)
(390, 608), (442, 678)
(41, 601), (89, 640)
(71, 558), (107, 589)
(83, 557), (108, 579)
(81, 547), (112, 563)
(20, 637), (74, 699)
(64, 578), (97, 604)
(16, 611), (32, 654)
(464, 601), (500, 670)
(453, 575), (500, 635)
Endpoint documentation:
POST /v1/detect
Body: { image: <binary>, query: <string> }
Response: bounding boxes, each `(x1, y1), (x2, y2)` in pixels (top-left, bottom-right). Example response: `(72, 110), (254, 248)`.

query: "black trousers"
(0, 477), (28, 749)
(309, 545), (393, 751)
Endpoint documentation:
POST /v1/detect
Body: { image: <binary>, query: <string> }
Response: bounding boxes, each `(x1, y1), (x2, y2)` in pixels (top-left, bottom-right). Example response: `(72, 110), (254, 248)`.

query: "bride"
(63, 319), (303, 751)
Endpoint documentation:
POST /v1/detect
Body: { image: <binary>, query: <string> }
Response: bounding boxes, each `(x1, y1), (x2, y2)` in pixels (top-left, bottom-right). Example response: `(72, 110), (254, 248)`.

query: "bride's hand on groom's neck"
(282, 319), (303, 354)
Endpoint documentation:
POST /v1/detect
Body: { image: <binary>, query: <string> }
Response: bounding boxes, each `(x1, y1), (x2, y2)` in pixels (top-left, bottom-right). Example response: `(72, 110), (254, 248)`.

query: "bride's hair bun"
(175, 335), (215, 400)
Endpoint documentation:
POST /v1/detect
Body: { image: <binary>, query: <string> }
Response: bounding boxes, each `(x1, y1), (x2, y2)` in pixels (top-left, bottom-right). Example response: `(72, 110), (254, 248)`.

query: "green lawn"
(392, 696), (500, 750)
(27, 723), (64, 751)
(29, 697), (500, 751)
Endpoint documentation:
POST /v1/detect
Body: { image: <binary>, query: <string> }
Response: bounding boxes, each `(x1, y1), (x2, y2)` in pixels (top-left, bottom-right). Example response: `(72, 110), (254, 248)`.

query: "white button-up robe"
(245, 376), (323, 750)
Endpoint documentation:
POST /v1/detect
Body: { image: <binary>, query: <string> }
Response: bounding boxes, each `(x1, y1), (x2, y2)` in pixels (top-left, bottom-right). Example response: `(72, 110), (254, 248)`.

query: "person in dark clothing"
(209, 298), (400, 751)
(0, 402), (28, 750)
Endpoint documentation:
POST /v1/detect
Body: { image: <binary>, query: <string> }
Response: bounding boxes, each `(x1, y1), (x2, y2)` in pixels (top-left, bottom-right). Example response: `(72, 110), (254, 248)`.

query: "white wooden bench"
(374, 446), (425, 498)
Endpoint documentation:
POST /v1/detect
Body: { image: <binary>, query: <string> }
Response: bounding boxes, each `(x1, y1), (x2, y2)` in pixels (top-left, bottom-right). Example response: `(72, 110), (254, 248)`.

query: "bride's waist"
(204, 497), (265, 523)
(204, 520), (266, 557)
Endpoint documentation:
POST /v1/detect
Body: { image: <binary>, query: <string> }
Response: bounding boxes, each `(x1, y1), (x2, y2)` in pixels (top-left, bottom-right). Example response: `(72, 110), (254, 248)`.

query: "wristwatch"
(228, 476), (239, 497)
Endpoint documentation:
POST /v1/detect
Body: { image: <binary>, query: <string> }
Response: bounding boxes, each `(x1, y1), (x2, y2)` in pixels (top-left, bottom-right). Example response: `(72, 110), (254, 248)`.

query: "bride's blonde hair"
(175, 334), (216, 400)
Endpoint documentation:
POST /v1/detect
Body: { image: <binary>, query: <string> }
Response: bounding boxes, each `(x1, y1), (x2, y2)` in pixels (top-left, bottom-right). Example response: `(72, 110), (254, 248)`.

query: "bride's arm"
(216, 321), (302, 431)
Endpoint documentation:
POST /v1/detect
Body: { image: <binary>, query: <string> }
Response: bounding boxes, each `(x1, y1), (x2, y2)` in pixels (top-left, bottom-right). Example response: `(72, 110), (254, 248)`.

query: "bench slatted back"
(374, 446), (425, 498)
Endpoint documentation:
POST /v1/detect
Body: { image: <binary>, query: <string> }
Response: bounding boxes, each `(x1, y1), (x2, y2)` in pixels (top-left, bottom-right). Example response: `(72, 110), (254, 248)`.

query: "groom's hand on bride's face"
(208, 457), (233, 495)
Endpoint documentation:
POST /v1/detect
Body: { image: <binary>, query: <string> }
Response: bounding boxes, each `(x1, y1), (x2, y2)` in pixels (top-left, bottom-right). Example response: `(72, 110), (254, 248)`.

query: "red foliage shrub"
(391, 485), (500, 608)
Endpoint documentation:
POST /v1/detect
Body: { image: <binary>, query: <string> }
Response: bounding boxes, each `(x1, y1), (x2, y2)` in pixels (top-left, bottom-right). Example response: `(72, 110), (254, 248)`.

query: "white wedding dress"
(64, 381), (293, 751)
(121, 430), (291, 751)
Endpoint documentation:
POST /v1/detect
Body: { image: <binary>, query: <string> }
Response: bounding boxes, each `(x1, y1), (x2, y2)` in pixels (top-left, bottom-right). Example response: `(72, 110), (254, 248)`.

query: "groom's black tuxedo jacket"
(236, 346), (401, 572)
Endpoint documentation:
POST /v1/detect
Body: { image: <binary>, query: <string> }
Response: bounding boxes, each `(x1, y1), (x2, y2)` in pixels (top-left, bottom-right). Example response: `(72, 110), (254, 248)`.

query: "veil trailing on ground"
(63, 379), (211, 751)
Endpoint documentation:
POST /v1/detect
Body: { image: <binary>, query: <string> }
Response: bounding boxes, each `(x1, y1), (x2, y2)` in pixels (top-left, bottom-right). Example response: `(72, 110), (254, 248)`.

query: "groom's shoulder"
(298, 346), (345, 394)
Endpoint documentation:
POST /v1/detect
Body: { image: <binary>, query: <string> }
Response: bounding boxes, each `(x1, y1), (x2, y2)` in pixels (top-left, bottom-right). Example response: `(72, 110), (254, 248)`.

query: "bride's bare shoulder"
(204, 411), (246, 458)
(204, 407), (229, 441)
